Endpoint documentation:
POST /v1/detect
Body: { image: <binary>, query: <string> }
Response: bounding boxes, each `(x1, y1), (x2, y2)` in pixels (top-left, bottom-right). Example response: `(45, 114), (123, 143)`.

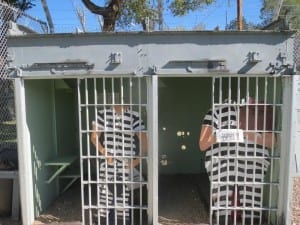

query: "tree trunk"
(41, 0), (54, 33)
(81, 0), (122, 31)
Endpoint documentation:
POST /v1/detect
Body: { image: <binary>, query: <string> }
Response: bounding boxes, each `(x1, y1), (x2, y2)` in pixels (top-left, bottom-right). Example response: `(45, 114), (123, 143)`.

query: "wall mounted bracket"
(20, 60), (95, 72)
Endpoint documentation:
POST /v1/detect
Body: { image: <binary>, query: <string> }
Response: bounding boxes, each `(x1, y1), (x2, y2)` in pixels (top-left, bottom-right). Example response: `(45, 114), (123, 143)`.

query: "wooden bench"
(44, 155), (80, 193)
(0, 170), (19, 220)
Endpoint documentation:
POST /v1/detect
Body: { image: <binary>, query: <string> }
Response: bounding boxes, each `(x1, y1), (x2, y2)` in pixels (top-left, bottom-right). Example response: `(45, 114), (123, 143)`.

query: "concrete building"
(6, 30), (300, 225)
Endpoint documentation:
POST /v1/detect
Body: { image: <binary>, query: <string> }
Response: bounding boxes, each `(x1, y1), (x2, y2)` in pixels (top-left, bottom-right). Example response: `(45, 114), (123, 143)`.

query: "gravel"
(292, 177), (300, 225)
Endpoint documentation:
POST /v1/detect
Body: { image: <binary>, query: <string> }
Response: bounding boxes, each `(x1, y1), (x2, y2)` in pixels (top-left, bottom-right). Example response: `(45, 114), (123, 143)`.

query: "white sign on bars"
(216, 129), (244, 143)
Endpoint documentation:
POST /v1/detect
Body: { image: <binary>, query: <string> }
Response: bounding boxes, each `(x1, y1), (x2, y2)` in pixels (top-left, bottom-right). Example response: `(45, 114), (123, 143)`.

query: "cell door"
(202, 76), (282, 225)
(77, 76), (157, 225)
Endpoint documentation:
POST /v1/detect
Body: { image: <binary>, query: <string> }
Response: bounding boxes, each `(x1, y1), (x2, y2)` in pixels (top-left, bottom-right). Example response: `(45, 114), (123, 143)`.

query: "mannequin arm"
(244, 131), (276, 149)
(199, 125), (217, 151)
(91, 123), (113, 163)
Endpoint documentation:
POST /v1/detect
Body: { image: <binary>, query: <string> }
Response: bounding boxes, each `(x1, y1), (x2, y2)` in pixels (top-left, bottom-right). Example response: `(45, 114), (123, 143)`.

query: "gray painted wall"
(7, 31), (295, 78)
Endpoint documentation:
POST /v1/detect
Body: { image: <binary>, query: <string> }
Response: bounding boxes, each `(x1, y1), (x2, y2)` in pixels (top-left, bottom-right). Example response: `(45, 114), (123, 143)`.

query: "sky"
(24, 0), (264, 33)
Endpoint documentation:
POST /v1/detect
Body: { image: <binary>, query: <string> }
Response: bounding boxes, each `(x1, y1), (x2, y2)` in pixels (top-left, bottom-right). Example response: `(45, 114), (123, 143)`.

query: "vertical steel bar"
(138, 77), (142, 225)
(137, 78), (142, 225)
(270, 77), (277, 224)
(129, 77), (134, 225)
(111, 78), (117, 224)
(211, 77), (216, 224)
(147, 75), (158, 225)
(84, 78), (93, 225)
(77, 78), (85, 225)
(120, 77), (126, 225)
(103, 77), (109, 225)
(93, 78), (100, 225)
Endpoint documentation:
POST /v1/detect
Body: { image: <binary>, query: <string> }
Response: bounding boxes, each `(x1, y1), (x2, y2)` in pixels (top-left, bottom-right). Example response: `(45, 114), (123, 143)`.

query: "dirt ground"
(33, 180), (82, 224)
(0, 178), (82, 225)
(6, 173), (300, 225)
(292, 177), (300, 225)
(5, 173), (298, 225)
(0, 174), (210, 225)
(158, 174), (210, 225)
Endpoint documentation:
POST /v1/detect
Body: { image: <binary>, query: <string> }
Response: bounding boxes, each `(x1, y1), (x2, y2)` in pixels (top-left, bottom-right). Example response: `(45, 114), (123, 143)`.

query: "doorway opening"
(157, 76), (282, 225)
(78, 77), (150, 225)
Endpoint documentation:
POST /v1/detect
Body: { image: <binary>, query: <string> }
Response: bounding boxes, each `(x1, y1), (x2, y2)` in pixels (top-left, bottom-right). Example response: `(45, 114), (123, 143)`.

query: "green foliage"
(117, 0), (157, 29)
(225, 17), (261, 30)
(115, 0), (216, 29)
(280, 0), (300, 29)
(261, 0), (300, 29)
(84, 0), (216, 30)
(3, 0), (35, 11)
(169, 0), (216, 16)
(260, 0), (275, 26)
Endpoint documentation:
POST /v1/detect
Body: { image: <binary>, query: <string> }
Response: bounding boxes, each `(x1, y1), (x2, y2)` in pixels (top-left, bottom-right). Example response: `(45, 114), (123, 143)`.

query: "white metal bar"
(271, 77), (278, 224)
(14, 77), (35, 225)
(147, 75), (158, 225)
(77, 78), (85, 225)
(103, 78), (110, 225)
(212, 77), (218, 224)
(138, 78), (144, 225)
(93, 77), (102, 225)
(264, 77), (271, 224)
(84, 78), (93, 225)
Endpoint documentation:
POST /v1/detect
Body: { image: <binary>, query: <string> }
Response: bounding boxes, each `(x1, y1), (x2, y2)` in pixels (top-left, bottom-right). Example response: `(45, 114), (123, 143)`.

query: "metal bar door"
(77, 76), (157, 225)
(201, 76), (282, 225)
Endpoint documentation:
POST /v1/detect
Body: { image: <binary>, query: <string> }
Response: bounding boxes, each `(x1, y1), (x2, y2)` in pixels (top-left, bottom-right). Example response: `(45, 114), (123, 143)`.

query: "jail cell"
(78, 77), (149, 225)
(206, 76), (281, 225)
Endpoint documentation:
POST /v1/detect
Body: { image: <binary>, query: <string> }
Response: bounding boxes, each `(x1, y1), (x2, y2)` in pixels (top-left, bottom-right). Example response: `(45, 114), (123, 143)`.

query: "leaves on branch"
(3, 0), (35, 11)
(169, 0), (216, 16)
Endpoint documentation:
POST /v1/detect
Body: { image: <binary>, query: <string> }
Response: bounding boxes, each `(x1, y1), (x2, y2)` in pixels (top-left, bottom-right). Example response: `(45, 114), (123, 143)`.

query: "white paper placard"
(216, 129), (244, 143)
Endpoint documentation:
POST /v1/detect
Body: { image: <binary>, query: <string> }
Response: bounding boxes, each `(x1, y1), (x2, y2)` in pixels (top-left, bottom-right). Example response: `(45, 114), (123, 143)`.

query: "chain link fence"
(0, 2), (19, 156)
(0, 1), (47, 167)
(294, 31), (300, 72)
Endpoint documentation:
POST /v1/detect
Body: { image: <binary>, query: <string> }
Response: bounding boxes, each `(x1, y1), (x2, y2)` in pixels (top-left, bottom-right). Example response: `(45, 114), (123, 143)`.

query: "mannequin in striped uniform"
(91, 104), (147, 224)
(199, 99), (275, 225)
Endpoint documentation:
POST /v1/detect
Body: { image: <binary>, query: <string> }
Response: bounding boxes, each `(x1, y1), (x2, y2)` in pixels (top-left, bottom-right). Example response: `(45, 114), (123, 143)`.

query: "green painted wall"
(157, 77), (282, 175)
(54, 80), (79, 156)
(158, 77), (211, 174)
(25, 80), (58, 216)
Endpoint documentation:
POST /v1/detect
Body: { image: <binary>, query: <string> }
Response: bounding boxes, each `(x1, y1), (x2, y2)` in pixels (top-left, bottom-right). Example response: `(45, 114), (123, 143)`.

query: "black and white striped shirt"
(202, 105), (270, 218)
(96, 107), (145, 218)
(96, 107), (145, 158)
(202, 105), (270, 182)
